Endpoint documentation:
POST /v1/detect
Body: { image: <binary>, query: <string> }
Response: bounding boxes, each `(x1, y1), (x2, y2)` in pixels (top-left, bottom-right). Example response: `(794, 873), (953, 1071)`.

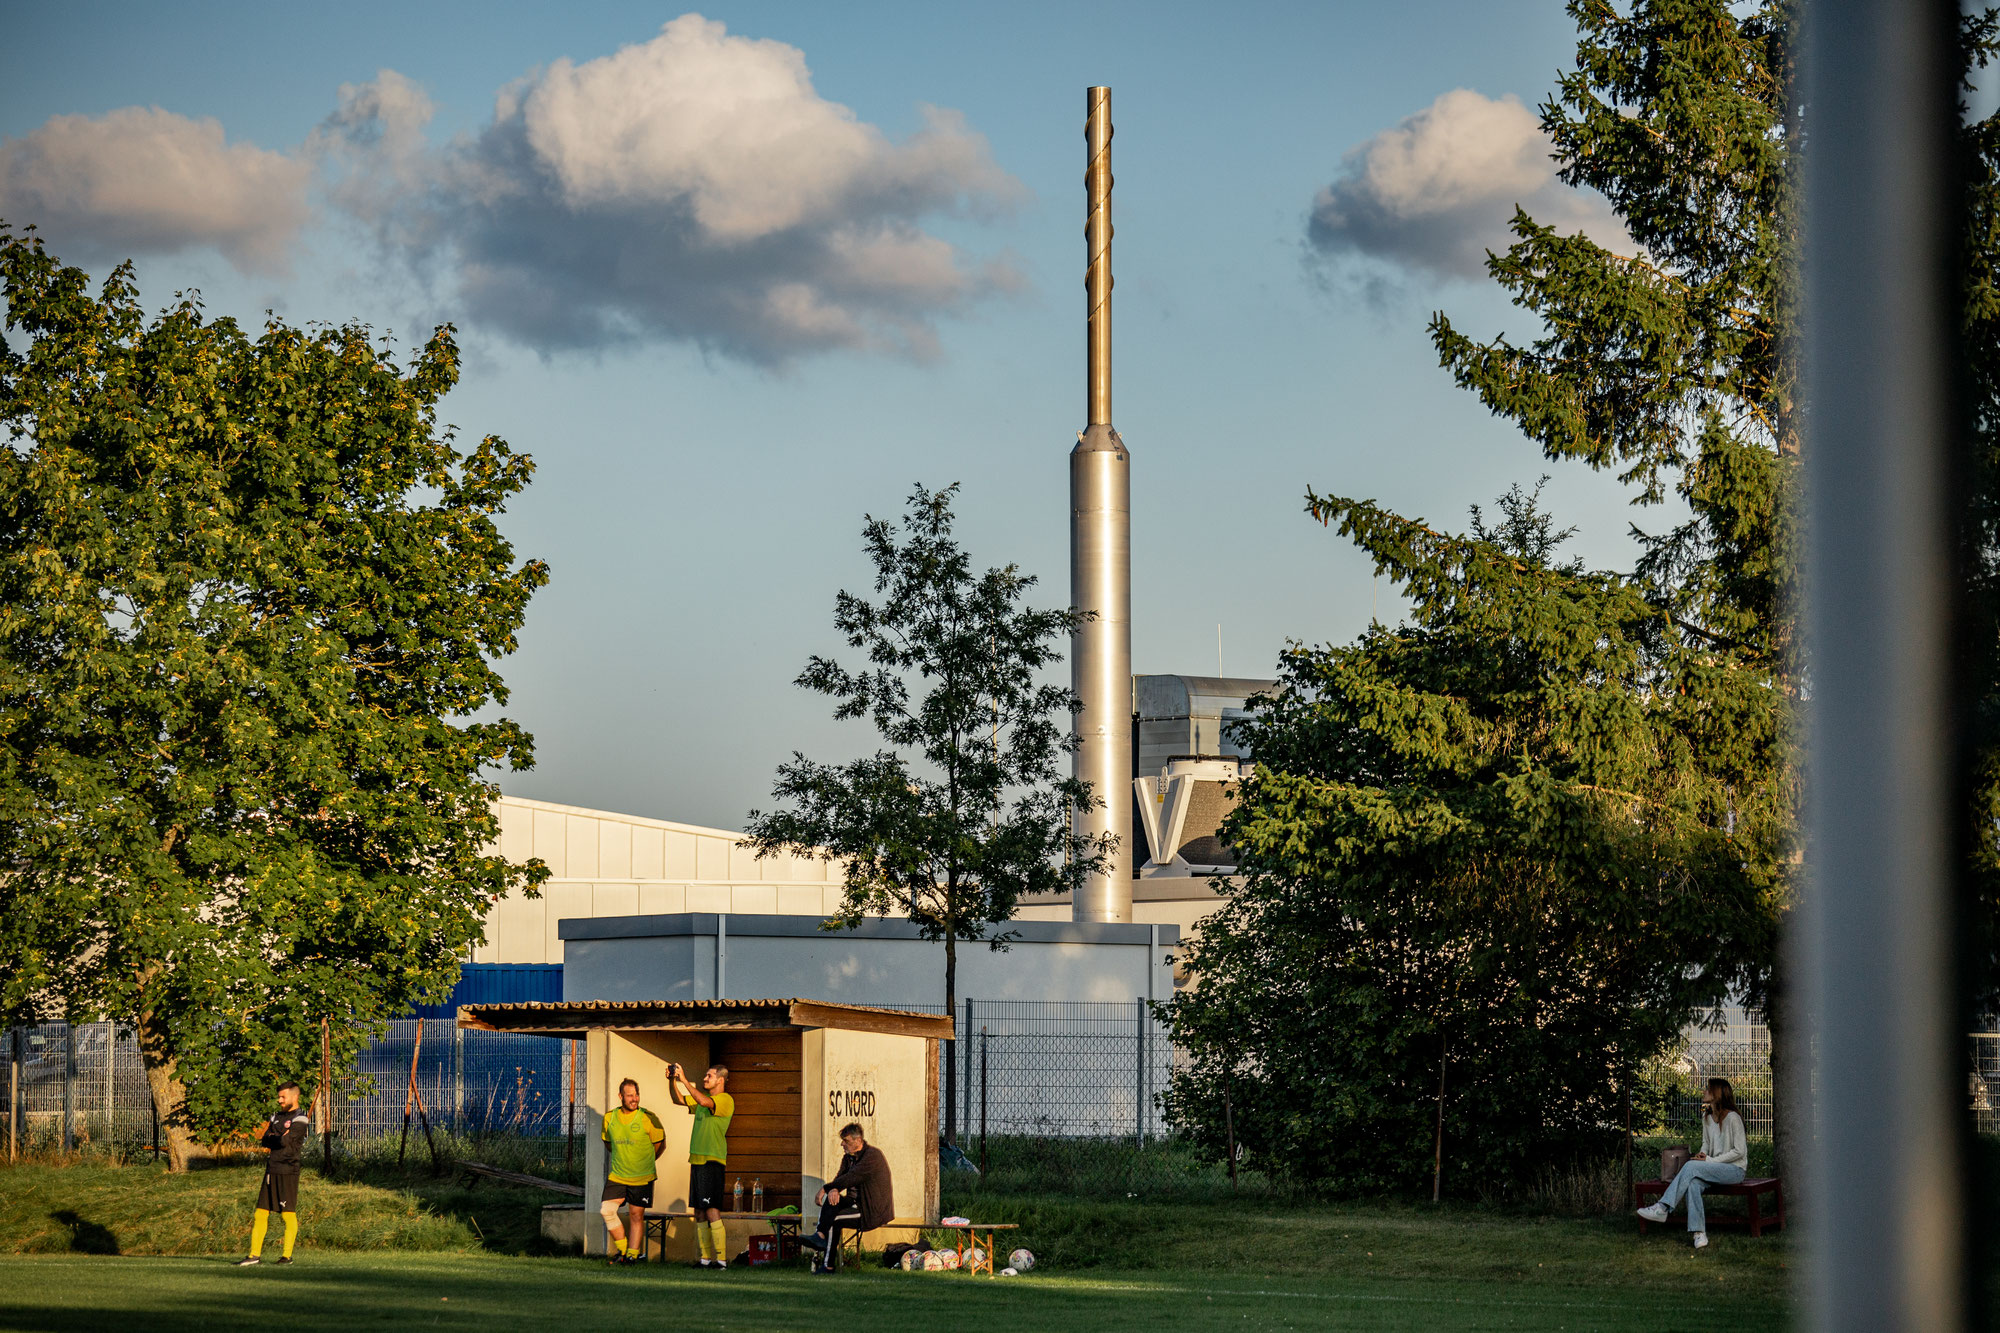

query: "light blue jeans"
(1658, 1158), (1746, 1231)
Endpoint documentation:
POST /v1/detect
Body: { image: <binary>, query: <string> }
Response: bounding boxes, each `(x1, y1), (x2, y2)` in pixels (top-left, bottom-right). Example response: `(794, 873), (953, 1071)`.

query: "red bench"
(1634, 1176), (1785, 1237)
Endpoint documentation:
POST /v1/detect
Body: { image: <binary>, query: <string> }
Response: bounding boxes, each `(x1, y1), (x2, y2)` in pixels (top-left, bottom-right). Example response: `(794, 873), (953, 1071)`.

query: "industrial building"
(469, 668), (1273, 979)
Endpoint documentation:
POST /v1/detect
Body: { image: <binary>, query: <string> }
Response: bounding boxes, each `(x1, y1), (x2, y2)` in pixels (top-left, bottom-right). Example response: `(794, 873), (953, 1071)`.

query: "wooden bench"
(1634, 1176), (1785, 1237)
(645, 1209), (803, 1263)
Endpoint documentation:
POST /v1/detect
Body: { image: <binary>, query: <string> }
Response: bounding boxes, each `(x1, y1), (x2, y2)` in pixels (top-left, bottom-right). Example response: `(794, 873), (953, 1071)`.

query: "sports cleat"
(696, 1258), (713, 1269)
(713, 1260), (728, 1270)
(235, 1256), (262, 1266)
(275, 1257), (293, 1266)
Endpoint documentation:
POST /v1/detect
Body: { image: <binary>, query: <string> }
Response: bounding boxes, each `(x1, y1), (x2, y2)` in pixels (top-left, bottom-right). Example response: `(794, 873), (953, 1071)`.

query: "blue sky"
(3, 2), (1685, 828)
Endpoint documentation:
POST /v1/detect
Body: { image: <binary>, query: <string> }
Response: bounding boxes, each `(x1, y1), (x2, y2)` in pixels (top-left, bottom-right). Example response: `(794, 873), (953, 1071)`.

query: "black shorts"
(689, 1161), (726, 1212)
(256, 1169), (299, 1213)
(601, 1179), (655, 1209)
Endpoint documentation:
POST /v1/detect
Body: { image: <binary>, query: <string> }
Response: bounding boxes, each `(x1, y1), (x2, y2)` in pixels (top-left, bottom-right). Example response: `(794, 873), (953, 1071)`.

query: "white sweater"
(1701, 1110), (1747, 1167)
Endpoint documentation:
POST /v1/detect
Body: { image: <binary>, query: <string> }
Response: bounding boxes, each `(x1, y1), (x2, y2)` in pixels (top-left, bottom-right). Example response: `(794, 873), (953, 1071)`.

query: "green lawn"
(0, 1162), (1792, 1331)
(0, 1252), (1785, 1332)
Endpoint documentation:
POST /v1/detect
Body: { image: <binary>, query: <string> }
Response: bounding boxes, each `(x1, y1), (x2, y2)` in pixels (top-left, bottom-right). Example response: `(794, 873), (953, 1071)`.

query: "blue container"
(410, 963), (562, 1018)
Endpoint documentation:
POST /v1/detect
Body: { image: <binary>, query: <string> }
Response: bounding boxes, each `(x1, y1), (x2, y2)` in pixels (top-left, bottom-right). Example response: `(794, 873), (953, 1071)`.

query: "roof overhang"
(456, 997), (954, 1041)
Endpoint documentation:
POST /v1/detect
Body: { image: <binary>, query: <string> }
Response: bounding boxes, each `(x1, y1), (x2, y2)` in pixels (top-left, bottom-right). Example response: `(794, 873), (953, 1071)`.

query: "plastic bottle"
(752, 1178), (764, 1211)
(732, 1177), (744, 1211)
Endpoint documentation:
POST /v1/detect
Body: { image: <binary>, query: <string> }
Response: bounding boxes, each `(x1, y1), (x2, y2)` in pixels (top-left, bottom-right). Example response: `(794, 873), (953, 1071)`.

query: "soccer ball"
(1009, 1248), (1035, 1271)
(967, 1247), (986, 1268)
(999, 1267), (1018, 1277)
(938, 1249), (961, 1270)
(922, 1250), (948, 1271)
(901, 1250), (923, 1271)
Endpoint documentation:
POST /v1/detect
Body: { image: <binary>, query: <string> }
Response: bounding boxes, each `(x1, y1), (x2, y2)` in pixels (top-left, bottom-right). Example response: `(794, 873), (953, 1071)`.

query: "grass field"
(0, 1161), (1792, 1330)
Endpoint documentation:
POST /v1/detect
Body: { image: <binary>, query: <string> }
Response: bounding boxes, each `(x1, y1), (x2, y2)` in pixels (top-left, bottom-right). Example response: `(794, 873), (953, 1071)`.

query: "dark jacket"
(826, 1143), (894, 1231)
(261, 1109), (311, 1172)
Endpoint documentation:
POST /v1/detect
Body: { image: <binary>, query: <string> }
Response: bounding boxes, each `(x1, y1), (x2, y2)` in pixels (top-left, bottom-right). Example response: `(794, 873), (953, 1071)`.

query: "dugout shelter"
(456, 998), (951, 1259)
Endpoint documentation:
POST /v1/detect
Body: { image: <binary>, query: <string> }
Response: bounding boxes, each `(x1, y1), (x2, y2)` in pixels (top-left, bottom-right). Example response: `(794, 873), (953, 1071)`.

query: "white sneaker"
(1637, 1203), (1670, 1223)
(1693, 1231), (1708, 1250)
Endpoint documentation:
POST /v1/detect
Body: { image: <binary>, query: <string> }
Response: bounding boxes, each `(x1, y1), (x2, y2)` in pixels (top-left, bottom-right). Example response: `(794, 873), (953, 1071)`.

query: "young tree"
(1163, 484), (1771, 1194)
(744, 484), (1105, 1142)
(0, 233), (548, 1168)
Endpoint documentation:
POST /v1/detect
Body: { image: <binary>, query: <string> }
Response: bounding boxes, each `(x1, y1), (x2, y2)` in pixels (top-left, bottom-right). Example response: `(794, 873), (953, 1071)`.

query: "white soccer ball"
(901, 1250), (923, 1271)
(938, 1249), (961, 1270)
(967, 1247), (986, 1268)
(1009, 1248), (1035, 1271)
(922, 1250), (947, 1271)
(999, 1266), (1018, 1277)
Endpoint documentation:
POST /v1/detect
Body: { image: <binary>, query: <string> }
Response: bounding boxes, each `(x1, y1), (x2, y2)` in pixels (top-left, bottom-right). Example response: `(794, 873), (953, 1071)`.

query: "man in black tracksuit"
(799, 1123), (894, 1274)
(238, 1080), (311, 1266)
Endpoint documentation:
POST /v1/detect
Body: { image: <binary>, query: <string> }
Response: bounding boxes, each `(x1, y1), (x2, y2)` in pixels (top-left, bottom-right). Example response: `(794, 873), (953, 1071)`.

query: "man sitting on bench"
(800, 1122), (892, 1275)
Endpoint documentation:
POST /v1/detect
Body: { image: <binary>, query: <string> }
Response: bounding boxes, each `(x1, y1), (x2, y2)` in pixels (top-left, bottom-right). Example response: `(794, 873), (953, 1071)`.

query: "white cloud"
(1308, 89), (1625, 282)
(322, 14), (1024, 364)
(0, 107), (310, 274)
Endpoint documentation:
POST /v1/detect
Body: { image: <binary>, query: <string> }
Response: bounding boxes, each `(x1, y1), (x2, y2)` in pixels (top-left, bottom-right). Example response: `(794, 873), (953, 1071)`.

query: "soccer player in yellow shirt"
(599, 1077), (665, 1265)
(667, 1061), (734, 1268)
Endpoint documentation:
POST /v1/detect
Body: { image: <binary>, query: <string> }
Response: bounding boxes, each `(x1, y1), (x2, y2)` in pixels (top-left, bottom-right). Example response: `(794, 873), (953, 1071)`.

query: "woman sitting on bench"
(1638, 1077), (1747, 1249)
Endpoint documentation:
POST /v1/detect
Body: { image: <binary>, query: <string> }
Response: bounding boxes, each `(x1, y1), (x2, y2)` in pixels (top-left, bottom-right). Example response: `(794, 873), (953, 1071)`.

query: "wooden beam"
(925, 1036), (940, 1224)
(788, 1001), (955, 1040)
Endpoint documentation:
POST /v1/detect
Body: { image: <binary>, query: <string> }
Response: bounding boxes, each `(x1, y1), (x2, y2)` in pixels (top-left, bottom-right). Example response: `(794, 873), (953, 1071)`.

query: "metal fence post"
(979, 1027), (988, 1176)
(62, 1025), (74, 1153)
(962, 998), (973, 1143)
(453, 1023), (464, 1135)
(8, 1027), (18, 1162)
(1135, 997), (1147, 1149)
(1804, 1), (1967, 1328)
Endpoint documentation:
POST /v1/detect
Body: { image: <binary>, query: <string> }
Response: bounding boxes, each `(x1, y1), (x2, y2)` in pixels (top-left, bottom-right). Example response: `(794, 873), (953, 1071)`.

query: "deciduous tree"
(0, 233), (548, 1168)
(745, 484), (1106, 1142)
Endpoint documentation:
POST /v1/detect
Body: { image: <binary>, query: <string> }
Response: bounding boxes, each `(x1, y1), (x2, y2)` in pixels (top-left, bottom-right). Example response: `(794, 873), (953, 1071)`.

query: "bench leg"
(1747, 1188), (1763, 1238)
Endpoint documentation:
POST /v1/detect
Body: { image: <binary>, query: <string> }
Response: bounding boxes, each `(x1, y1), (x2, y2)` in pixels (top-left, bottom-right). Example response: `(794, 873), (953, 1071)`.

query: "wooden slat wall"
(713, 1031), (802, 1206)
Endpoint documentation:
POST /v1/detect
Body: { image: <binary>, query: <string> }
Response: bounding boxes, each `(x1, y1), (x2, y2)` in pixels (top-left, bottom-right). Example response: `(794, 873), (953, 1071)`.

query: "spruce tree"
(1169, 1), (2000, 1190)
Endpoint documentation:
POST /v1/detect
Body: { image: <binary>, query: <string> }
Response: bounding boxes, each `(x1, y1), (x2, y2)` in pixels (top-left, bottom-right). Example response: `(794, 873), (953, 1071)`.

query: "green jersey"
(684, 1091), (734, 1163)
(602, 1106), (665, 1185)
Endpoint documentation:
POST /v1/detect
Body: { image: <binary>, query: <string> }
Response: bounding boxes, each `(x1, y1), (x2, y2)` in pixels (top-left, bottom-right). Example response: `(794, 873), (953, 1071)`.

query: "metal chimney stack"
(1071, 86), (1133, 922)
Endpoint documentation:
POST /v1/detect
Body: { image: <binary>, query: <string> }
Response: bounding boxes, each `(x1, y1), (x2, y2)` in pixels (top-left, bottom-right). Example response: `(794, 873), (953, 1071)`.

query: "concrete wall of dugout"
(457, 999), (948, 1260)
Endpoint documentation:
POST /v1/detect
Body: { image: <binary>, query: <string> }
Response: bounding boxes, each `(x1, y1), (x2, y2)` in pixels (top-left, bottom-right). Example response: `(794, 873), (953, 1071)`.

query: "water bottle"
(752, 1178), (764, 1211)
(733, 1177), (744, 1211)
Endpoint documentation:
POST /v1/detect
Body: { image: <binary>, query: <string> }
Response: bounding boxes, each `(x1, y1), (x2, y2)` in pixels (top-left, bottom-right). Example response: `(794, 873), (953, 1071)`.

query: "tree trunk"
(134, 976), (208, 1173)
(943, 929), (958, 1145)
(1766, 972), (1804, 1203)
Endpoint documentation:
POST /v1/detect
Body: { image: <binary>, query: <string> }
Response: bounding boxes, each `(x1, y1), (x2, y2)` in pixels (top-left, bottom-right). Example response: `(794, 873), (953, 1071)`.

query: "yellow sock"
(708, 1220), (727, 1261)
(281, 1212), (298, 1259)
(249, 1209), (270, 1256)
(695, 1222), (714, 1260)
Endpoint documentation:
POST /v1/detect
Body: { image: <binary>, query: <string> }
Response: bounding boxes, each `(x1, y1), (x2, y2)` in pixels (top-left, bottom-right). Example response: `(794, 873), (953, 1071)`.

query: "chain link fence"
(1, 1021), (580, 1175)
(22, 1013), (1996, 1192)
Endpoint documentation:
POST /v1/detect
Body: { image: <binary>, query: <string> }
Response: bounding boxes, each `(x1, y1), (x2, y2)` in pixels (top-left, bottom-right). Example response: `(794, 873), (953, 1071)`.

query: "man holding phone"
(237, 1080), (310, 1266)
(666, 1061), (733, 1268)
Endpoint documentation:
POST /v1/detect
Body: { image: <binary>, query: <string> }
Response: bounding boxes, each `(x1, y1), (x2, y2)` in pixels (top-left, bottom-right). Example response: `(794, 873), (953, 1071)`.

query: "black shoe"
(275, 1257), (293, 1266)
(235, 1257), (261, 1267)
(799, 1234), (826, 1252)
